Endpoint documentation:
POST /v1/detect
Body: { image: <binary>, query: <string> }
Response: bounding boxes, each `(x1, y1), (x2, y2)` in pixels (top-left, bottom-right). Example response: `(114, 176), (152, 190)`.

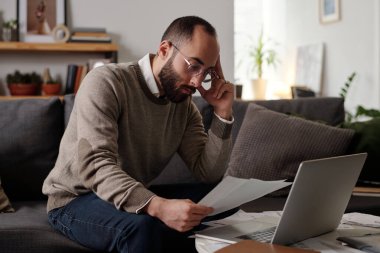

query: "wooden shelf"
(0, 41), (119, 62)
(0, 95), (64, 100)
(0, 42), (118, 53)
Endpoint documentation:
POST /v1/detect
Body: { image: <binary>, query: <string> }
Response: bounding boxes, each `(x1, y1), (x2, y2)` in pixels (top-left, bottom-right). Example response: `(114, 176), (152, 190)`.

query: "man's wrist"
(214, 109), (233, 123)
(143, 196), (164, 217)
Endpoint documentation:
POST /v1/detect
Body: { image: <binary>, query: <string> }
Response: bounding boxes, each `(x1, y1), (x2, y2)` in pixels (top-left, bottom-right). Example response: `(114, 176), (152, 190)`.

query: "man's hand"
(197, 56), (234, 120)
(144, 196), (213, 232)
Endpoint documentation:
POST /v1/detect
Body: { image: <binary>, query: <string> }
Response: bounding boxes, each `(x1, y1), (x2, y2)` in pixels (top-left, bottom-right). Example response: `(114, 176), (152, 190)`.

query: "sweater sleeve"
(75, 65), (155, 213)
(177, 101), (233, 183)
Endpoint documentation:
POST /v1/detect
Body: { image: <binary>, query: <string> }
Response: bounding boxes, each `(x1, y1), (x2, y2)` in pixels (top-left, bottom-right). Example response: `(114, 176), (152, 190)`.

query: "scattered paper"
(341, 212), (380, 228)
(202, 209), (282, 228)
(196, 210), (380, 253)
(198, 176), (292, 216)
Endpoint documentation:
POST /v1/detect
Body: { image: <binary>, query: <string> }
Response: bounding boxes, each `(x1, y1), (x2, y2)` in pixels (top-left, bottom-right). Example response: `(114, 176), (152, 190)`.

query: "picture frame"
(319, 0), (340, 24)
(295, 43), (324, 96)
(17, 0), (66, 43)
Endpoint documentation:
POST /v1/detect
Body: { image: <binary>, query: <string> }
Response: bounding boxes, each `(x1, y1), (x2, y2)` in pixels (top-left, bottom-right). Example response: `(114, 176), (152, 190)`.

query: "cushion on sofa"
(0, 177), (14, 213)
(253, 97), (345, 126)
(0, 98), (63, 201)
(0, 201), (93, 253)
(226, 104), (355, 195)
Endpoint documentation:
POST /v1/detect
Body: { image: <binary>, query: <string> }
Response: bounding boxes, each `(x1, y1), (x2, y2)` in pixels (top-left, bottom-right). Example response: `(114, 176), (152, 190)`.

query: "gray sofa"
(0, 95), (379, 253)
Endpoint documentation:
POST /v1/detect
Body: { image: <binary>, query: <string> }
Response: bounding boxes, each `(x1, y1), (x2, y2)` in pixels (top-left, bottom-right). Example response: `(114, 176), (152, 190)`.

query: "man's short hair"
(161, 16), (217, 48)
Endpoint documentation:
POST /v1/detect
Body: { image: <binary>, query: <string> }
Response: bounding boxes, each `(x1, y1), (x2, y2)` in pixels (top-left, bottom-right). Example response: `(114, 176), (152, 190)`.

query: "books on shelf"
(65, 64), (78, 94)
(72, 27), (107, 33)
(70, 34), (112, 43)
(352, 186), (380, 197)
(70, 27), (111, 43)
(65, 64), (88, 94)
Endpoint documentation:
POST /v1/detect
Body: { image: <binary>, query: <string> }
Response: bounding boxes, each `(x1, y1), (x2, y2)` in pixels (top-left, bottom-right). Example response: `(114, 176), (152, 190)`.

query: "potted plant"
(41, 68), (62, 95)
(339, 72), (380, 186)
(246, 30), (278, 100)
(6, 70), (42, 96)
(42, 79), (62, 95)
(2, 19), (17, 42)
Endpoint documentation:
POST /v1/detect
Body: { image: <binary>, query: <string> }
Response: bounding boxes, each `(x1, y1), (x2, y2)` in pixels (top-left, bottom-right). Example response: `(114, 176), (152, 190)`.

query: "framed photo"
(319, 0), (340, 24)
(17, 0), (66, 42)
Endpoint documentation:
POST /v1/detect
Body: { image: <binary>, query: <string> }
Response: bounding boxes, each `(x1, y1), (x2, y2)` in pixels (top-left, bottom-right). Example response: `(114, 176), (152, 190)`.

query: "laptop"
(195, 153), (367, 246)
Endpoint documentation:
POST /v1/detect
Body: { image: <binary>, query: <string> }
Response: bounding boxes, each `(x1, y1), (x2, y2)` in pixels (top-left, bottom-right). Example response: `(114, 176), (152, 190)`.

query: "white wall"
(283, 0), (379, 112)
(0, 0), (234, 95)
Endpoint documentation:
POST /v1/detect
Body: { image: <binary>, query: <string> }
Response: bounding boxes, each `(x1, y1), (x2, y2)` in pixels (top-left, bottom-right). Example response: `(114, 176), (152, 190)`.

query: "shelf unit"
(0, 42), (120, 97)
(0, 42), (119, 62)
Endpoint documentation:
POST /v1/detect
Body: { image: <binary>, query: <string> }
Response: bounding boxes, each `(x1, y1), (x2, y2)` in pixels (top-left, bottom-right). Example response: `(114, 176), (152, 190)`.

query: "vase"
(2, 28), (12, 42)
(251, 79), (267, 100)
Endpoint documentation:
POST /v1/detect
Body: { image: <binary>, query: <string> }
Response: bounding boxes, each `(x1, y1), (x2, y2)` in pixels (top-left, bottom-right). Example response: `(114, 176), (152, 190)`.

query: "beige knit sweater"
(42, 62), (232, 213)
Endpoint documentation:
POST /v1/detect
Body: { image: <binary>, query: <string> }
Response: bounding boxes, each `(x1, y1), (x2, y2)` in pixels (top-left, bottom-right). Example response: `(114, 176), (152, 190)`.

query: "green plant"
(6, 70), (42, 85)
(339, 72), (356, 100)
(246, 30), (278, 79)
(340, 72), (380, 123)
(3, 19), (17, 29)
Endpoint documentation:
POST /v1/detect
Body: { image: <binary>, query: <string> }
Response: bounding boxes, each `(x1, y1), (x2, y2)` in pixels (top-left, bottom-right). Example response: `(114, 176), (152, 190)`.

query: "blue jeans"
(48, 184), (237, 253)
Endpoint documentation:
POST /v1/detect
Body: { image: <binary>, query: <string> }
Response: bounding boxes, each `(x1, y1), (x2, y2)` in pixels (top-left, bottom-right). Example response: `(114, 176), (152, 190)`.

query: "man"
(43, 16), (234, 253)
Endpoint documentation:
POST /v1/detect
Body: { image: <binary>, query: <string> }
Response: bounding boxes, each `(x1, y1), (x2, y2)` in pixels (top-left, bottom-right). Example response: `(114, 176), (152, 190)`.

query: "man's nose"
(189, 75), (203, 88)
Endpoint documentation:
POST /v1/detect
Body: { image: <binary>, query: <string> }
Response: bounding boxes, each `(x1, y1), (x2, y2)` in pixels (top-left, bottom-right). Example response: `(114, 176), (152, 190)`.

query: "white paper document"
(342, 212), (380, 228)
(198, 176), (292, 216)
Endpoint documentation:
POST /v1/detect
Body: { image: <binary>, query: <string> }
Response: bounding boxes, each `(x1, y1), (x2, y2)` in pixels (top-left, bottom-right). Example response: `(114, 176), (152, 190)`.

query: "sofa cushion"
(226, 104), (355, 195)
(0, 98), (63, 201)
(253, 97), (345, 126)
(0, 177), (14, 213)
(0, 201), (94, 253)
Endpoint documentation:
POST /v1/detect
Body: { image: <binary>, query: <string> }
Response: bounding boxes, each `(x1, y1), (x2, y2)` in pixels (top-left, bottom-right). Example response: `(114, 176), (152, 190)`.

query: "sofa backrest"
(63, 94), (75, 128)
(0, 95), (345, 200)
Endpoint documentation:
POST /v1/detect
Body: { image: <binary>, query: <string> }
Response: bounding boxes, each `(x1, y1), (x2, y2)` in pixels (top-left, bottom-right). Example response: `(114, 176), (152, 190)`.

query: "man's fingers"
(214, 56), (225, 80)
(190, 203), (214, 215)
(210, 79), (233, 99)
(216, 81), (234, 99)
(197, 85), (207, 97)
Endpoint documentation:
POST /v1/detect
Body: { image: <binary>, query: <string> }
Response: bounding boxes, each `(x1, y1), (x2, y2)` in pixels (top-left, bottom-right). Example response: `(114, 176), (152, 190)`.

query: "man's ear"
(157, 40), (172, 60)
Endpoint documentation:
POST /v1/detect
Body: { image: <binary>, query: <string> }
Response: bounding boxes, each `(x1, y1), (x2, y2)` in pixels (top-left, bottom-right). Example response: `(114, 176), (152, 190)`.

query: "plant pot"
(42, 83), (62, 95)
(251, 79), (267, 100)
(8, 83), (39, 96)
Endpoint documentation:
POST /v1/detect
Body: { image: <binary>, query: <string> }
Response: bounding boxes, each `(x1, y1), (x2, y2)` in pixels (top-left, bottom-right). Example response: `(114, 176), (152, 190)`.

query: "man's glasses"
(171, 43), (218, 83)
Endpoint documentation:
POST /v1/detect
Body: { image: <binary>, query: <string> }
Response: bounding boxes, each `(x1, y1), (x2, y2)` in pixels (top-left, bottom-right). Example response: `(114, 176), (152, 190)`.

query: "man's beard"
(158, 56), (196, 103)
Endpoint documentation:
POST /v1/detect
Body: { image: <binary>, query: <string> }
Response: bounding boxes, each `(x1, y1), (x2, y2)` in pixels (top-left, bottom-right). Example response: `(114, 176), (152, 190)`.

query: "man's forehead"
(181, 39), (219, 67)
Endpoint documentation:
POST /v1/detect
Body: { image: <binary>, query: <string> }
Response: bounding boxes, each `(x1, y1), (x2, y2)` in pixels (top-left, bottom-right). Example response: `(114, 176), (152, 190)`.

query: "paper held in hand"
(198, 176), (292, 216)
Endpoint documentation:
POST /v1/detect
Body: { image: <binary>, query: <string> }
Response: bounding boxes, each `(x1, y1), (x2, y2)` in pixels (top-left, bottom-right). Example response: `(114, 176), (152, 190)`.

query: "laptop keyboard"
(236, 226), (276, 243)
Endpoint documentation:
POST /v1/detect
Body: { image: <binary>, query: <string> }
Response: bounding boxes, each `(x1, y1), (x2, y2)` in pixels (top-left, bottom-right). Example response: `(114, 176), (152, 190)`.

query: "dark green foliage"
(6, 70), (42, 85)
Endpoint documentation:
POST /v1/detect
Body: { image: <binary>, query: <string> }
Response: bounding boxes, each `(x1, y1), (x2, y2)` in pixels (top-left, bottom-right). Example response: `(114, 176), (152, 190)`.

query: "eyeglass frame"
(169, 42), (219, 83)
